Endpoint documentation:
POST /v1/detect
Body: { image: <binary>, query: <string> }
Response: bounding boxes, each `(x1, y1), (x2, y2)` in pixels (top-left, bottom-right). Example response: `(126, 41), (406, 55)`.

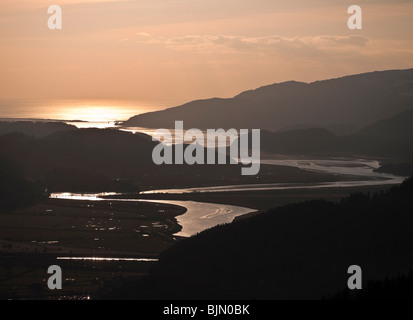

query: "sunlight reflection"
(57, 257), (158, 262)
(1, 99), (164, 123)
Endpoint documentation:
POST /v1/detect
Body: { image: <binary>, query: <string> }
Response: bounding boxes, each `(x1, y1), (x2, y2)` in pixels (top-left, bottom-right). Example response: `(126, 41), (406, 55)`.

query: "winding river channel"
(51, 158), (405, 237)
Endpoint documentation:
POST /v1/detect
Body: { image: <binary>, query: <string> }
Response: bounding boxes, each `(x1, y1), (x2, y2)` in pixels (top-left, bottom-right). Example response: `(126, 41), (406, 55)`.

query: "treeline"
(108, 177), (413, 300)
(330, 271), (413, 300)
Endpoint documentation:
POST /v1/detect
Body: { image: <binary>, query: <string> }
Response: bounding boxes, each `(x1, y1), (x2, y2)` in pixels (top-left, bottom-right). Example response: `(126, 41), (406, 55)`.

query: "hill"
(109, 178), (413, 300)
(0, 128), (337, 192)
(0, 129), (155, 177)
(0, 121), (77, 138)
(255, 109), (413, 160)
(0, 155), (43, 209)
(331, 271), (413, 300)
(259, 128), (337, 154)
(358, 109), (413, 143)
(122, 69), (413, 130)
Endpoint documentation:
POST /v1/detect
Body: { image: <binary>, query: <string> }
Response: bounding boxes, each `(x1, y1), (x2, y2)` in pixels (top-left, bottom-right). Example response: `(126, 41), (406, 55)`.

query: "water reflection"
(57, 257), (158, 262)
(138, 200), (255, 237)
(142, 158), (405, 194)
(50, 193), (256, 237)
(50, 158), (406, 237)
(121, 127), (238, 146)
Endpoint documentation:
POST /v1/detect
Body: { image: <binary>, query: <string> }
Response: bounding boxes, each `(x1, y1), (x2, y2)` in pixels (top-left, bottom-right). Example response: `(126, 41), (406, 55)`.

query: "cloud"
(136, 32), (151, 37)
(131, 34), (371, 54)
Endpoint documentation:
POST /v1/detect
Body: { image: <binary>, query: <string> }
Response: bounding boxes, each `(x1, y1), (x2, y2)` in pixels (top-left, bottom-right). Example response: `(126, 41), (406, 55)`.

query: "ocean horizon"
(0, 98), (176, 123)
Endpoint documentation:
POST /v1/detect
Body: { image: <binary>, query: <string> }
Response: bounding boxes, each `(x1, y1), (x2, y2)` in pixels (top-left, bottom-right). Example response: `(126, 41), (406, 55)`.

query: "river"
(141, 158), (405, 194)
(49, 193), (256, 237)
(50, 157), (406, 237)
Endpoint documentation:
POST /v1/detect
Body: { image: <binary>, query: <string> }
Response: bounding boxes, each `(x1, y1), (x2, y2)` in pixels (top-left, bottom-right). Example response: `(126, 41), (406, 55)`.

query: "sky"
(1, 0), (413, 108)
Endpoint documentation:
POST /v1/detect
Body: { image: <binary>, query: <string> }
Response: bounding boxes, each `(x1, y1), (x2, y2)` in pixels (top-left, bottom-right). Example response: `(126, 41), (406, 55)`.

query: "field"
(0, 198), (185, 299)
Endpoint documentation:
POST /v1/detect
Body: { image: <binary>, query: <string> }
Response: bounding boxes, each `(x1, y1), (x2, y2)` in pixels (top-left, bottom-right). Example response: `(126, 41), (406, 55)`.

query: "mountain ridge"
(122, 68), (413, 130)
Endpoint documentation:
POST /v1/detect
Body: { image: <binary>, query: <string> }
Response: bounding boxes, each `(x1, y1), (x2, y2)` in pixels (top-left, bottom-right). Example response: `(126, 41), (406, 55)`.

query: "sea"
(0, 98), (175, 128)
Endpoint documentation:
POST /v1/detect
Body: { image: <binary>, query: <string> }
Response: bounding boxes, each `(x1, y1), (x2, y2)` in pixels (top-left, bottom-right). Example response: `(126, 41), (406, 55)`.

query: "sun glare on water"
(60, 106), (125, 122)
(57, 105), (131, 129)
(14, 99), (167, 128)
(50, 101), (152, 123)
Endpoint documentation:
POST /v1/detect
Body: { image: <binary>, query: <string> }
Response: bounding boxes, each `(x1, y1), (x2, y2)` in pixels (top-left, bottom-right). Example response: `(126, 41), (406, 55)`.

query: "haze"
(1, 0), (412, 104)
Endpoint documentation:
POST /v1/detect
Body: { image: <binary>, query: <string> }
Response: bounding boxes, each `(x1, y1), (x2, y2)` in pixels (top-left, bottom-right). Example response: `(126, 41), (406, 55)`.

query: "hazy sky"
(1, 0), (413, 104)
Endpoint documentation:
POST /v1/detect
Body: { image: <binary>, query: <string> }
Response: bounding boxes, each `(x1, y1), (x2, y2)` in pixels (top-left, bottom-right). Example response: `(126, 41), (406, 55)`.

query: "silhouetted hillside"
(330, 271), (413, 300)
(375, 163), (413, 177)
(123, 69), (413, 130)
(0, 129), (156, 192)
(279, 123), (359, 136)
(0, 121), (77, 138)
(44, 167), (136, 193)
(259, 128), (337, 154)
(256, 110), (413, 160)
(0, 128), (334, 192)
(109, 178), (413, 300)
(0, 129), (155, 174)
(0, 156), (43, 209)
(358, 109), (413, 143)
(334, 109), (413, 160)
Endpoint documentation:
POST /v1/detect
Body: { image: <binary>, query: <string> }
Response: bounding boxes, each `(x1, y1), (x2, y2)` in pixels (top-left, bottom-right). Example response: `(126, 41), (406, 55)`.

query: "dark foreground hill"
(0, 125), (340, 193)
(108, 178), (413, 300)
(0, 156), (43, 209)
(123, 69), (413, 131)
(0, 128), (155, 177)
(331, 271), (413, 300)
